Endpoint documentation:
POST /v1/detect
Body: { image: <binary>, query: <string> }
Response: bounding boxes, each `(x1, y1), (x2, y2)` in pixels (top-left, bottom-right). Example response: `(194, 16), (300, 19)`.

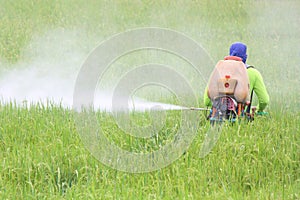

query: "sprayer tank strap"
(246, 65), (254, 113)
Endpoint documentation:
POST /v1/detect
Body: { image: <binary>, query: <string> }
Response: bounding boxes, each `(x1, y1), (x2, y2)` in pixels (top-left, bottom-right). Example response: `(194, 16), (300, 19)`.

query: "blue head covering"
(229, 42), (247, 63)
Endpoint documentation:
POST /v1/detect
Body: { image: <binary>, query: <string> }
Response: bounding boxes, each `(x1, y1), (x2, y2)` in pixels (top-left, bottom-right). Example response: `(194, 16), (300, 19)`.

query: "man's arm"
(248, 68), (270, 111)
(203, 86), (212, 107)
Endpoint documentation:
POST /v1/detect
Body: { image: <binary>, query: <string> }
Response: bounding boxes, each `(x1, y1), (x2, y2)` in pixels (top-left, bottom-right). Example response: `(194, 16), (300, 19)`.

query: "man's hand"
(256, 111), (269, 116)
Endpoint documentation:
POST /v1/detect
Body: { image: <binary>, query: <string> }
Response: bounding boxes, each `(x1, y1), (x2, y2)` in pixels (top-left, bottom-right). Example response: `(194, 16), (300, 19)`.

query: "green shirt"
(203, 66), (269, 112)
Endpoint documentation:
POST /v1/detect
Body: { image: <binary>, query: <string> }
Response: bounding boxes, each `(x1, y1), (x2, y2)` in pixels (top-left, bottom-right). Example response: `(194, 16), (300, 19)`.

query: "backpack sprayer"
(205, 56), (255, 123)
(172, 56), (255, 124)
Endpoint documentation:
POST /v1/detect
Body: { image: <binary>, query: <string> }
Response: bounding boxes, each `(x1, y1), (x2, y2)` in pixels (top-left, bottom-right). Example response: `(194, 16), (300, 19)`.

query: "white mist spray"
(0, 28), (192, 112)
(0, 28), (88, 108)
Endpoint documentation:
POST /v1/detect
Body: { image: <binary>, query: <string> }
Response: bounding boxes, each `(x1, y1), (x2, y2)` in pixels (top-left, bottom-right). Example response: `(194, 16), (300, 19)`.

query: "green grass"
(0, 103), (299, 199)
(0, 0), (299, 199)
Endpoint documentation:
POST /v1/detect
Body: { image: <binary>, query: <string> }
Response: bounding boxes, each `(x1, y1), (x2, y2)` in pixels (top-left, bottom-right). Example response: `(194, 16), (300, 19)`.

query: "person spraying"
(203, 42), (269, 121)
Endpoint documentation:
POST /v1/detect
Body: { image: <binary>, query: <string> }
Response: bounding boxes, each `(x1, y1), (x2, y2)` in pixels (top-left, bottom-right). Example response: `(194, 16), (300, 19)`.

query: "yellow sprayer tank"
(207, 59), (250, 103)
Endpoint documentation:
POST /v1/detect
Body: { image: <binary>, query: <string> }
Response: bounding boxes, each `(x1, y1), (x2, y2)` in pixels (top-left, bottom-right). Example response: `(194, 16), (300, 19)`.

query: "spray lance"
(182, 107), (210, 111)
(130, 98), (211, 112)
(179, 106), (211, 119)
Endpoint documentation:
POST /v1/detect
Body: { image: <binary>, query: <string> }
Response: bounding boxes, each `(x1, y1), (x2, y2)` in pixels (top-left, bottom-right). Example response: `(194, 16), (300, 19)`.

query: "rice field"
(0, 1), (299, 199)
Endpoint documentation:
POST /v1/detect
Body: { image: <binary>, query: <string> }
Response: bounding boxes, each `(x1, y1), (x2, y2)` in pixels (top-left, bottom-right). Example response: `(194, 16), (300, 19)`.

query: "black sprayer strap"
(246, 65), (254, 114)
(246, 89), (254, 114)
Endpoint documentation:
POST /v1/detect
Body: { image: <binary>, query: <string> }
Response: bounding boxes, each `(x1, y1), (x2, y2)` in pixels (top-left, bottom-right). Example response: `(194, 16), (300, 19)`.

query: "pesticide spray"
(0, 29), (209, 112)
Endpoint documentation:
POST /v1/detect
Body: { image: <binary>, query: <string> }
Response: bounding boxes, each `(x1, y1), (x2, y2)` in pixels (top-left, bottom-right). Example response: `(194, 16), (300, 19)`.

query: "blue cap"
(229, 42), (247, 63)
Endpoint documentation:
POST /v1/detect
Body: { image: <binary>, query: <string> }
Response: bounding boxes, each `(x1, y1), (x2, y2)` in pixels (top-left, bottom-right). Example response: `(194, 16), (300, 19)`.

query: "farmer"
(203, 42), (269, 115)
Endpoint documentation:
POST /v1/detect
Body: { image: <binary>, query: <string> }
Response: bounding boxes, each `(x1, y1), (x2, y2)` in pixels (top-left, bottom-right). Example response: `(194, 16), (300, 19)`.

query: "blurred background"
(0, 0), (299, 111)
